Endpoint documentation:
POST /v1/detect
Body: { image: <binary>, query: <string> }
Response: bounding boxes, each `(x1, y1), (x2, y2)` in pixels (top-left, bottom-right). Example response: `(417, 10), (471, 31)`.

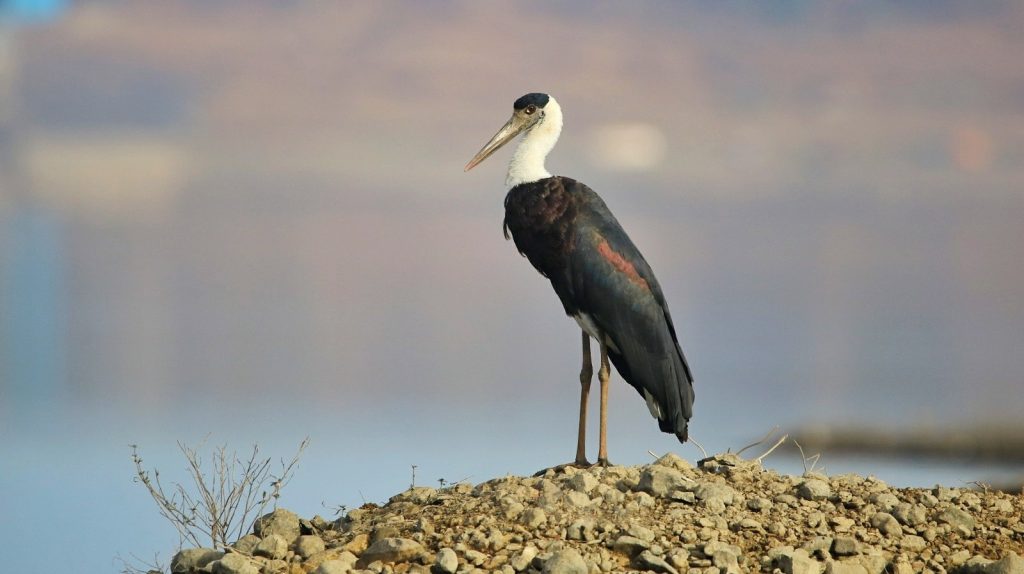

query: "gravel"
(167, 455), (1023, 573)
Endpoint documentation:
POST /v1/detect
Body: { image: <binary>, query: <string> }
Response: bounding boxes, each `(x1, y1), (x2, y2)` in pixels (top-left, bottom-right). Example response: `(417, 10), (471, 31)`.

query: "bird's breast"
(503, 177), (580, 276)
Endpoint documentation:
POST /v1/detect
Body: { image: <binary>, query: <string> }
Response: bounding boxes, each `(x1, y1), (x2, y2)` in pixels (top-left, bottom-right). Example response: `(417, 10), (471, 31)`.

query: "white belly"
(573, 312), (620, 353)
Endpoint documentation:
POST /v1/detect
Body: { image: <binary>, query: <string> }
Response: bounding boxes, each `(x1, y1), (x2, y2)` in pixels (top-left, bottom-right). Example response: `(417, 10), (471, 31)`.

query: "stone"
(521, 508), (547, 528)
(211, 554), (259, 574)
(541, 549), (588, 574)
(612, 535), (649, 557)
(832, 536), (860, 556)
(798, 479), (832, 501)
(892, 503), (926, 526)
(736, 518), (762, 530)
(390, 486), (436, 504)
(433, 548), (458, 574)
(638, 466), (689, 498)
(654, 452), (693, 471)
(704, 541), (740, 561)
(296, 535), (327, 558)
(670, 490), (695, 504)
(254, 533), (288, 559)
(802, 536), (833, 559)
(171, 548), (224, 573)
(696, 482), (737, 505)
(949, 549), (972, 567)
(898, 535), (926, 551)
(830, 516), (855, 532)
(463, 549), (486, 566)
(371, 525), (401, 543)
(666, 548), (690, 570)
(991, 499), (1014, 514)
(568, 472), (598, 493)
(824, 561), (868, 574)
(342, 533), (370, 554)
(564, 490), (591, 507)
(869, 492), (899, 512)
(774, 548), (823, 574)
(853, 554), (887, 574)
(359, 538), (425, 566)
(869, 512), (902, 538)
(314, 559), (353, 574)
(566, 518), (596, 541)
(958, 552), (1024, 574)
(510, 546), (538, 571)
(627, 524), (656, 542)
(936, 507), (976, 534)
(635, 549), (680, 574)
(253, 508), (301, 544)
(232, 535), (260, 555)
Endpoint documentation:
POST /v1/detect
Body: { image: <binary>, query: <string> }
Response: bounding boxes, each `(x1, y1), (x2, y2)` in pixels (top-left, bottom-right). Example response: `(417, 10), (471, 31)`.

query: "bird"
(464, 93), (695, 467)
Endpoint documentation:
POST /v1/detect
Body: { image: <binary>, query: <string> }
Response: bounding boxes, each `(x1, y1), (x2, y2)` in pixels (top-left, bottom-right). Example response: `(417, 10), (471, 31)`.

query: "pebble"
(510, 545), (538, 571)
(359, 538), (424, 565)
(253, 533), (288, 559)
(434, 548), (458, 573)
(568, 472), (598, 493)
(611, 535), (649, 557)
(638, 466), (689, 498)
(832, 536), (860, 556)
(521, 508), (547, 528)
(211, 554), (259, 574)
(541, 549), (588, 574)
(869, 512), (902, 538)
(936, 507), (976, 534)
(960, 551), (1024, 574)
(313, 560), (351, 574)
(253, 508), (301, 544)
(155, 460), (1024, 574)
(636, 549), (680, 574)
(824, 561), (868, 574)
(774, 547), (822, 574)
(170, 548), (223, 573)
(232, 534), (260, 555)
(797, 478), (832, 501)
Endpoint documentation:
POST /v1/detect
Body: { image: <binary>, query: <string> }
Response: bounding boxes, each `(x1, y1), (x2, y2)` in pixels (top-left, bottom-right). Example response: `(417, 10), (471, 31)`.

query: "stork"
(465, 93), (694, 466)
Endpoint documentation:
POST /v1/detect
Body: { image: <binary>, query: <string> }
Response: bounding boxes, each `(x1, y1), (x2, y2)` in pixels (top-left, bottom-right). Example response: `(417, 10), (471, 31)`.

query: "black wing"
(563, 182), (694, 442)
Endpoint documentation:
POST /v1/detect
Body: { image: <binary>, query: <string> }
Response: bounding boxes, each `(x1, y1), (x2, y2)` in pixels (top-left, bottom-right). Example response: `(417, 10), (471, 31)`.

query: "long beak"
(464, 114), (534, 172)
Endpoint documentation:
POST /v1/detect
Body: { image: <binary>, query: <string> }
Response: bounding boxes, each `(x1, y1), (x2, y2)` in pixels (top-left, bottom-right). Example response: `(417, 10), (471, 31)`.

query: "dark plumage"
(465, 92), (695, 466)
(504, 176), (694, 442)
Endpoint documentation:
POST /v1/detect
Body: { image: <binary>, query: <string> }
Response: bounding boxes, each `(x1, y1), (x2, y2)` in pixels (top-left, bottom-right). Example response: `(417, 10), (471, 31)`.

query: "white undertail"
(506, 97), (563, 189)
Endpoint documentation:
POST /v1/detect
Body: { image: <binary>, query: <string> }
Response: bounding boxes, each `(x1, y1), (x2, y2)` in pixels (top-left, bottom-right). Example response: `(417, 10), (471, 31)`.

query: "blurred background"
(1, 1), (1023, 571)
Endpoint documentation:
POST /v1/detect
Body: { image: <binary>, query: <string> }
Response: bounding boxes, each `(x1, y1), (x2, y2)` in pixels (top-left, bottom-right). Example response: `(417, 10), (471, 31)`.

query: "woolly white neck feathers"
(506, 97), (563, 189)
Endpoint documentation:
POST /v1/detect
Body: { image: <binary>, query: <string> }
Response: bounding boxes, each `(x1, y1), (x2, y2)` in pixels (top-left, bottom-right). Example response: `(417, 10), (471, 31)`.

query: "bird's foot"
(532, 459), (592, 477)
(594, 457), (612, 468)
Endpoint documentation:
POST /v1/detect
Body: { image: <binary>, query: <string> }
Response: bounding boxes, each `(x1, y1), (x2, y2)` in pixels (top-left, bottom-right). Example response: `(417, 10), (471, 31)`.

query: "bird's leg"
(597, 343), (611, 466)
(575, 331), (593, 466)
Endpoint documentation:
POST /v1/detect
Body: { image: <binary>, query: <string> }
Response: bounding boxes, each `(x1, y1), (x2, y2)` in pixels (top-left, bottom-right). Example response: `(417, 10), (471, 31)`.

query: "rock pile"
(171, 453), (1024, 574)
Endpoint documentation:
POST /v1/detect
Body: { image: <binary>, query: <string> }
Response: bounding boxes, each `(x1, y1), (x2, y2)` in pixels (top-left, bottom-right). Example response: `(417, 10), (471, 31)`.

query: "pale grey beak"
(464, 113), (538, 172)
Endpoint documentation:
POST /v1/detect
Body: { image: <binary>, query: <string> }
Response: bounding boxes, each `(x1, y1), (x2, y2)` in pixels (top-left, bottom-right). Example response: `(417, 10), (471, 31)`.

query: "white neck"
(506, 97), (563, 189)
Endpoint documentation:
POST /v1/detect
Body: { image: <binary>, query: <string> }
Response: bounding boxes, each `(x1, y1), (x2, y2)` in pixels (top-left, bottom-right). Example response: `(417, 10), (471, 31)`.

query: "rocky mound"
(170, 454), (1024, 574)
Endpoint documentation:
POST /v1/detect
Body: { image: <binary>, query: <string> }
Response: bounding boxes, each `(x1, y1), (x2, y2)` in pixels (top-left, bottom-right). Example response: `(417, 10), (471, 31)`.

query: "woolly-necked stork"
(465, 93), (694, 466)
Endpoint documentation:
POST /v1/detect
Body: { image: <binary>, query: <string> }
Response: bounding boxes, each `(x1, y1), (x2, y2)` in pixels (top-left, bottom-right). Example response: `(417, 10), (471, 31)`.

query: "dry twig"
(735, 426), (781, 457)
(754, 434), (789, 464)
(131, 437), (309, 549)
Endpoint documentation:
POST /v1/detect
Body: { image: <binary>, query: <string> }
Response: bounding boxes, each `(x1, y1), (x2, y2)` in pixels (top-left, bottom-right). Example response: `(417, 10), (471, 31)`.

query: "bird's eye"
(525, 105), (537, 115)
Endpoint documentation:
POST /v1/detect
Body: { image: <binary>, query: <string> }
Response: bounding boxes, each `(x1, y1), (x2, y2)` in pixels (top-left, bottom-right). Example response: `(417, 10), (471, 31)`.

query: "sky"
(1, 2), (1023, 572)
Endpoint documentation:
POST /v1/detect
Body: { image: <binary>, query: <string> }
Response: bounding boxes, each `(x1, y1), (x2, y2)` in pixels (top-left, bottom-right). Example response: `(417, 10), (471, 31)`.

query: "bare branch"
(131, 437), (310, 549)
(735, 426), (781, 457)
(688, 436), (709, 459)
(754, 434), (789, 464)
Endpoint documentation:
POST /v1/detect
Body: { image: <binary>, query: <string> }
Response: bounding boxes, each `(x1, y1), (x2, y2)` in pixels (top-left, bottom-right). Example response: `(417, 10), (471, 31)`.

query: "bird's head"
(464, 93), (558, 172)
